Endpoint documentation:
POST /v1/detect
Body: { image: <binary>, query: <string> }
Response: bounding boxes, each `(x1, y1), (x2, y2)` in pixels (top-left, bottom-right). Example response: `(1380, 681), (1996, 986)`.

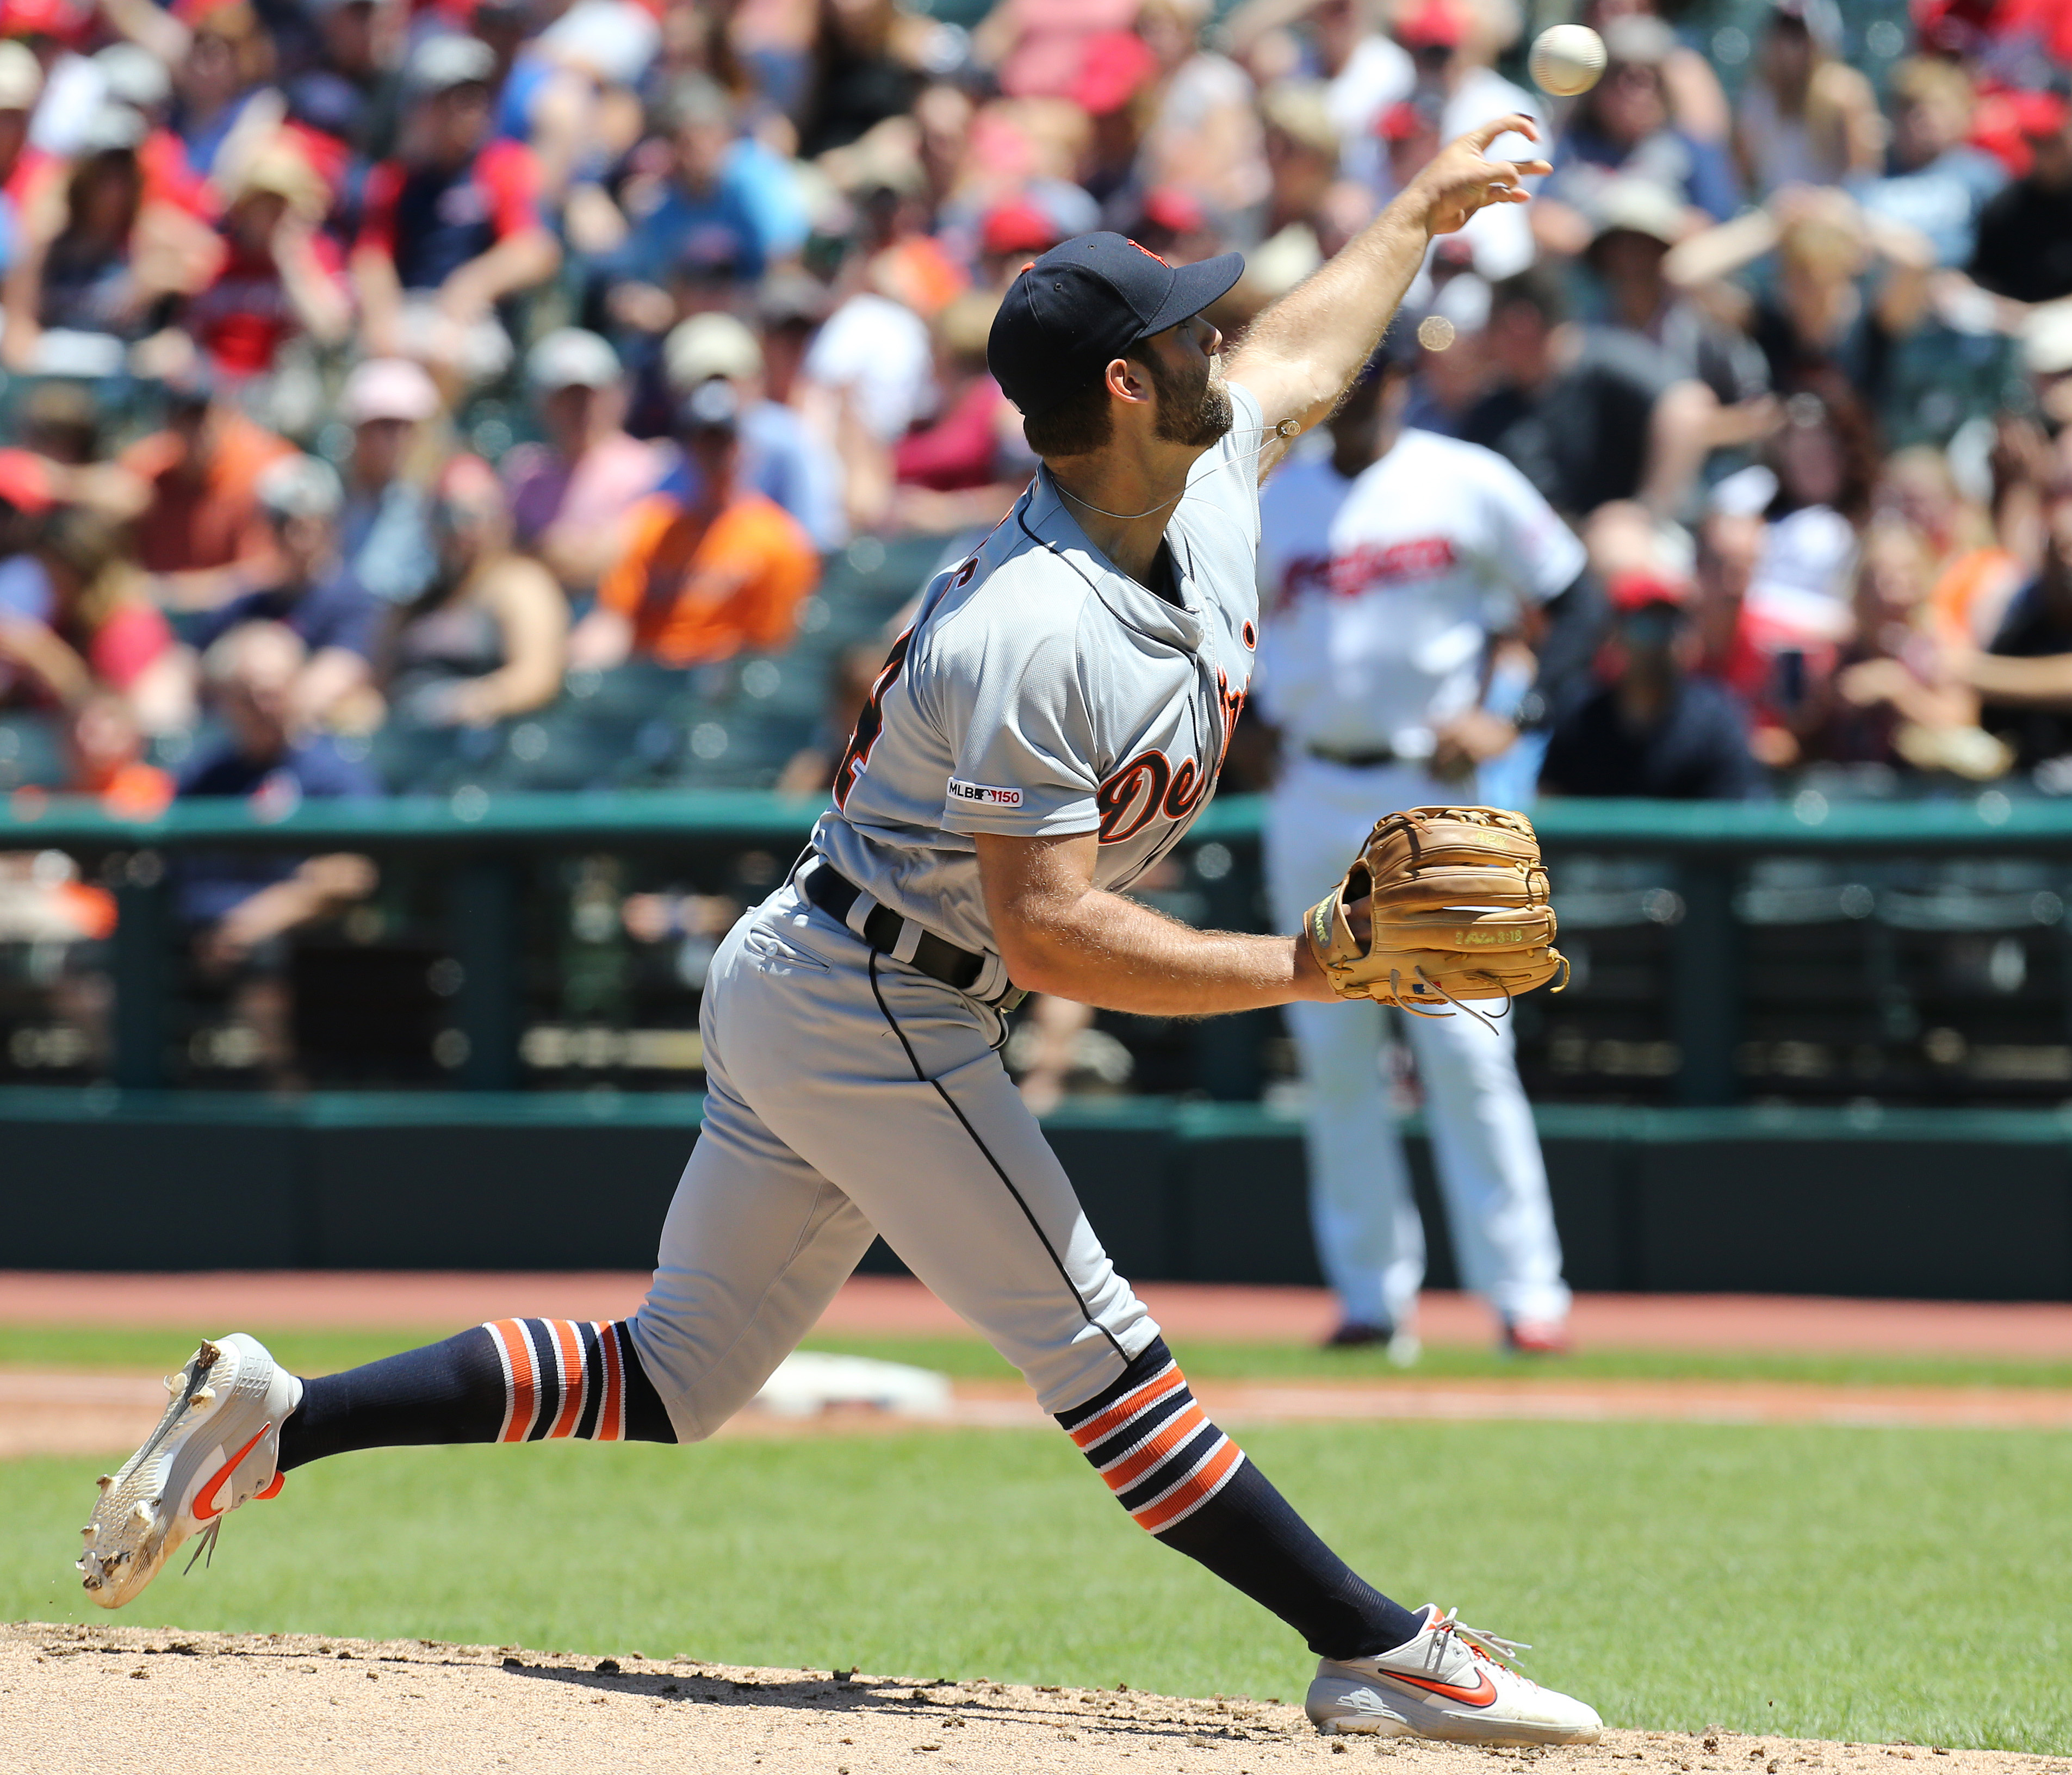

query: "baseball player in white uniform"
(1256, 345), (1587, 1358)
(80, 118), (1602, 1747)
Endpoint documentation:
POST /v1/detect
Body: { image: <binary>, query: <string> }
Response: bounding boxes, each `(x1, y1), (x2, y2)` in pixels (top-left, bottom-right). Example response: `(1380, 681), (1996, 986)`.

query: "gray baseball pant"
(628, 880), (1161, 1438)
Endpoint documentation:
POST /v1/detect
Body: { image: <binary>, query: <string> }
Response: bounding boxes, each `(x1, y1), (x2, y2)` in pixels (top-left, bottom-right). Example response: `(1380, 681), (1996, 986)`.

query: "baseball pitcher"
(80, 117), (1600, 1746)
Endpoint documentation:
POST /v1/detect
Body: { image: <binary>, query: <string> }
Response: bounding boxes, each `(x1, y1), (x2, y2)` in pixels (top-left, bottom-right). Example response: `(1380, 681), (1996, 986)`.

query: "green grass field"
(9, 1323), (2072, 1392)
(6, 1395), (2069, 1751)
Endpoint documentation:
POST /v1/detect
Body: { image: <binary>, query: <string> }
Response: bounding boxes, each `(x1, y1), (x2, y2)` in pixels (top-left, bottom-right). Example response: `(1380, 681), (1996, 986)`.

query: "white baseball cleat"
(1306, 1604), (1603, 1744)
(77, 1333), (301, 1609)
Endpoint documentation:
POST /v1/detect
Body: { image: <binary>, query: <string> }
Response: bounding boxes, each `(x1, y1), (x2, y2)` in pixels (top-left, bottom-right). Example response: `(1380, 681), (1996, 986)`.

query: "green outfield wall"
(5, 1090), (2067, 1301)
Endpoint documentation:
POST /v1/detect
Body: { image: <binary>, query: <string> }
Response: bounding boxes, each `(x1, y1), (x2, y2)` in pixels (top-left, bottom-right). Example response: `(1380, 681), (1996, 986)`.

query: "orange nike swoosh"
(1379, 1667), (1498, 1708)
(191, 1424), (271, 1521)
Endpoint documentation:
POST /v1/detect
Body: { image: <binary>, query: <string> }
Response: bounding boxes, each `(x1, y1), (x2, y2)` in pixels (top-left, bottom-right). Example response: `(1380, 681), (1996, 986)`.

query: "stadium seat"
(563, 660), (698, 724)
(369, 722), (477, 795)
(810, 533), (963, 647)
(659, 709), (815, 789)
(479, 709), (634, 792)
(0, 716), (67, 790)
(732, 652), (828, 724)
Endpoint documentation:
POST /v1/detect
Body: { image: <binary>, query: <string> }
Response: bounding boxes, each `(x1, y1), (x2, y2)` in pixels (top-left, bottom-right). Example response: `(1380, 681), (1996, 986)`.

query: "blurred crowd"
(2, 0), (2072, 847)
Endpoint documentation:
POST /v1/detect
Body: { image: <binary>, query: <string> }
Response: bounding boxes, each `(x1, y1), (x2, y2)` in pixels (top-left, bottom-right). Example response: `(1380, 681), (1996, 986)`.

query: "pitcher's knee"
(1008, 1302), (1162, 1416)
(624, 1308), (747, 1444)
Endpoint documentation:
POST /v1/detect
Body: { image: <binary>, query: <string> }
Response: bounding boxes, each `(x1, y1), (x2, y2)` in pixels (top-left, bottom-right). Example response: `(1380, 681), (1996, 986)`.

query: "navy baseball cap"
(988, 232), (1244, 419)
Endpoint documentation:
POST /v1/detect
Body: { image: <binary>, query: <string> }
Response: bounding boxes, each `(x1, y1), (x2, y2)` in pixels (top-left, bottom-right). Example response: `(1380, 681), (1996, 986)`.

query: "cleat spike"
(96, 1475), (113, 1488)
(76, 1332), (297, 1610)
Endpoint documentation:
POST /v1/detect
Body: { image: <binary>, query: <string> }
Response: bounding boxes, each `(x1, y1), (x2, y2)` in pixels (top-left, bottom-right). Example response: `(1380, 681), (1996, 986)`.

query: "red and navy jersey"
(187, 233), (348, 377)
(355, 139), (541, 291)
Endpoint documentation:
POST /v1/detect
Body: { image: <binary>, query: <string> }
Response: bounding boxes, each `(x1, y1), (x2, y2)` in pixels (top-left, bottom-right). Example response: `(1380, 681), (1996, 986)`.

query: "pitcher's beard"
(1150, 355), (1235, 448)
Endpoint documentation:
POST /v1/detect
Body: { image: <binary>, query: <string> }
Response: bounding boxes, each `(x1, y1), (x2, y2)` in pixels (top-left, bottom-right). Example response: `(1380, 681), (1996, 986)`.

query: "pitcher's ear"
(1106, 357), (1152, 406)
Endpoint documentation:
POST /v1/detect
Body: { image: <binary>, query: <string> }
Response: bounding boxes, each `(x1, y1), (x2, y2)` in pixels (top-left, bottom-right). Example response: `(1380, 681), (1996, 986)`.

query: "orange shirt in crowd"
(118, 412), (294, 577)
(1930, 546), (2026, 650)
(597, 491), (819, 667)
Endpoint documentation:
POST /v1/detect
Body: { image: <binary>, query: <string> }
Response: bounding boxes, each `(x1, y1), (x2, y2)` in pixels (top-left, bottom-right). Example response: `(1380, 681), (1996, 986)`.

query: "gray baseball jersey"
(808, 382), (1268, 966)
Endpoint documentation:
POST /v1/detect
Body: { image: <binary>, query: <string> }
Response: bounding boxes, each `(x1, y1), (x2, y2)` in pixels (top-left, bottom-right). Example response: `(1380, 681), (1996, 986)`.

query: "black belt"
(800, 857), (1010, 1002)
(1306, 740), (1400, 768)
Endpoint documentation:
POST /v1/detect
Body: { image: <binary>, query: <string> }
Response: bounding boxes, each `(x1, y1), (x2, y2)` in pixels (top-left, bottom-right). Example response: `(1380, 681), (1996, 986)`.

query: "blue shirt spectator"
(174, 622), (382, 929)
(178, 726), (381, 808)
(1541, 18), (1739, 225)
(603, 82), (804, 294)
(190, 564), (381, 661)
(1541, 672), (1763, 799)
(658, 312), (847, 549)
(343, 481), (438, 606)
(192, 454), (386, 734)
(1852, 59), (2005, 269)
(619, 165), (771, 284)
(1547, 126), (1739, 224)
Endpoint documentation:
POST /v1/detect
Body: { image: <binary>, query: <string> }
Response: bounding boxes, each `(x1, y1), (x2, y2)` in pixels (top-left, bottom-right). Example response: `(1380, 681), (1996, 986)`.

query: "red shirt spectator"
(188, 230), (345, 375)
(895, 290), (1013, 493)
(894, 377), (1004, 492)
(1918, 0), (2072, 65)
(185, 144), (351, 377)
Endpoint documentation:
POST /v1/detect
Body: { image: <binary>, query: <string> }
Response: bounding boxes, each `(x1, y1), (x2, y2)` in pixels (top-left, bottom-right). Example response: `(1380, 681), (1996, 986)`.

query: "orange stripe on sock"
(489, 1320), (537, 1442)
(1068, 1366), (1183, 1450)
(1098, 1402), (1209, 1493)
(597, 1320), (623, 1442)
(1133, 1438), (1243, 1534)
(481, 1321), (517, 1439)
(547, 1320), (586, 1439)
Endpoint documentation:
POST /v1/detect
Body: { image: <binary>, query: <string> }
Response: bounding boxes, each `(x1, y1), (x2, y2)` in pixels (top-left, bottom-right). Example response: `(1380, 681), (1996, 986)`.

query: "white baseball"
(1529, 24), (1606, 98)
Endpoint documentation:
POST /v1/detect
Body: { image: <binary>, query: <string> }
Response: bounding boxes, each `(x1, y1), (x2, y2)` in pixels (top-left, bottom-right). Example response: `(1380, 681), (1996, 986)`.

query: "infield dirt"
(3, 1626), (2061, 1775)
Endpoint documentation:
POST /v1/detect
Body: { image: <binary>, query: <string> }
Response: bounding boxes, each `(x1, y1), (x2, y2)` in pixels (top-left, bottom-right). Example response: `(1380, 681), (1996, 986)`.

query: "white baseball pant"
(1264, 754), (1571, 1332)
(628, 879), (1161, 1439)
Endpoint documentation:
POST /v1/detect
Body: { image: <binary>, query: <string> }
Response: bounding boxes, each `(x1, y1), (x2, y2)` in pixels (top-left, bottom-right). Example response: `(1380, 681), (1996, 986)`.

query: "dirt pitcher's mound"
(0, 1625), (2051, 1775)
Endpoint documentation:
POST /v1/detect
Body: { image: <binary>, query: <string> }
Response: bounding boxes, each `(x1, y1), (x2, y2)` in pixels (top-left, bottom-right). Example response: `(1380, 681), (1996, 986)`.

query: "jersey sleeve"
(478, 141), (543, 239)
(1475, 449), (1586, 608)
(933, 617), (1103, 839)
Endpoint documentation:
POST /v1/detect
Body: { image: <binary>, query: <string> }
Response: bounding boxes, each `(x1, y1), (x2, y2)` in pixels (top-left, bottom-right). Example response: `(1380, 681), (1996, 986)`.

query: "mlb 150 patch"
(947, 780), (1024, 808)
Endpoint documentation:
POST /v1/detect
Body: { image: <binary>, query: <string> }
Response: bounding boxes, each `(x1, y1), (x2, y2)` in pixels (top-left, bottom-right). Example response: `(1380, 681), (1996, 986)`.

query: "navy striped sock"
(1057, 1337), (1245, 1531)
(1057, 1338), (1421, 1660)
(277, 1319), (675, 1470)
